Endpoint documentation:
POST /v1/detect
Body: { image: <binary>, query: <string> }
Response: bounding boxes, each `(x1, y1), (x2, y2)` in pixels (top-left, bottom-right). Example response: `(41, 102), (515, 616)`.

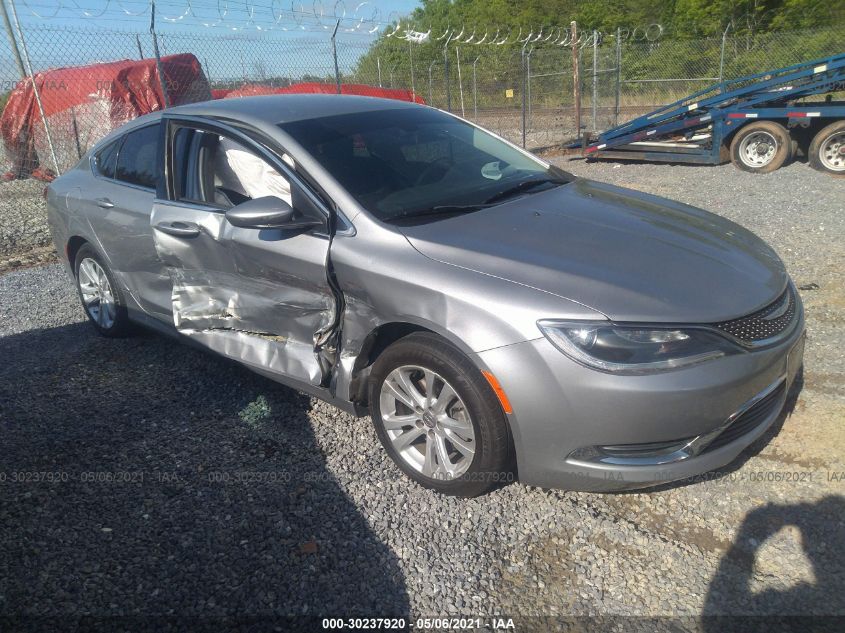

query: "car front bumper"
(476, 308), (805, 492)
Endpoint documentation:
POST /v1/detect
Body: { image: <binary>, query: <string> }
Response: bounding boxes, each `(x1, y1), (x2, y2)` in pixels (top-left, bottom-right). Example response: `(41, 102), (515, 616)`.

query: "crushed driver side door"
(150, 116), (336, 386)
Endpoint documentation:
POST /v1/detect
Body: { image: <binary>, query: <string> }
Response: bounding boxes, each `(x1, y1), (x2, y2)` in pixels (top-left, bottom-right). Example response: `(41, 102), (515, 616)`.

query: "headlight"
(537, 320), (740, 374)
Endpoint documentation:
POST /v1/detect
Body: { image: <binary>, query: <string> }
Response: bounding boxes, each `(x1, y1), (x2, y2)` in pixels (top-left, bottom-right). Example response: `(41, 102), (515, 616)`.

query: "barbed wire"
(17, 0), (402, 32)
(389, 22), (665, 48)
(15, 0), (668, 43)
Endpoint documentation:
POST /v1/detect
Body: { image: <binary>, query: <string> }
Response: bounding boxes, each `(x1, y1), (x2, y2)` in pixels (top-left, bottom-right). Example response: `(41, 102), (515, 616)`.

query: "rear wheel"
(369, 332), (512, 497)
(74, 244), (132, 337)
(729, 121), (792, 174)
(808, 121), (845, 177)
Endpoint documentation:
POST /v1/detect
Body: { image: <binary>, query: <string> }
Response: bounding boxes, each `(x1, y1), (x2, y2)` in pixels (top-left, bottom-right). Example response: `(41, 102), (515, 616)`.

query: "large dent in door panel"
(168, 269), (333, 333)
(151, 209), (334, 387)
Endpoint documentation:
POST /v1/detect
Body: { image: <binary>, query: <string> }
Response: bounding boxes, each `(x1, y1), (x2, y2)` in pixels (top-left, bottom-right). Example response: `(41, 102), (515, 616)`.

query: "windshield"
(279, 107), (571, 222)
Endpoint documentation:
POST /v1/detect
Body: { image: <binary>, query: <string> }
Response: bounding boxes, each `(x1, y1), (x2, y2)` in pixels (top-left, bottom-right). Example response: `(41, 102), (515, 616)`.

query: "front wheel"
(808, 121), (845, 177)
(729, 121), (792, 174)
(369, 332), (513, 497)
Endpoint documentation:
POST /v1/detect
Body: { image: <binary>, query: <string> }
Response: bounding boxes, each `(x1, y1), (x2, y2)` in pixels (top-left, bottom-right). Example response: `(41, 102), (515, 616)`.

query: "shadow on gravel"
(0, 322), (409, 622)
(703, 495), (845, 623)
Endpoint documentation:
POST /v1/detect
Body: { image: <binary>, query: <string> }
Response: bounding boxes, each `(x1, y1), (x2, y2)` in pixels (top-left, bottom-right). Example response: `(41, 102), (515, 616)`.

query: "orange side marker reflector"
(481, 370), (513, 414)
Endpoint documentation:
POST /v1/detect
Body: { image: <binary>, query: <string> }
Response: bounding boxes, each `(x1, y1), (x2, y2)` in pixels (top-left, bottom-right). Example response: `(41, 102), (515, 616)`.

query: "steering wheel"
(414, 158), (451, 186)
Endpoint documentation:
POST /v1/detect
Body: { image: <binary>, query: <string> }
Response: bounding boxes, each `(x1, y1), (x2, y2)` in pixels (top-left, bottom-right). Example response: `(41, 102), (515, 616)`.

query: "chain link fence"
(0, 17), (843, 263)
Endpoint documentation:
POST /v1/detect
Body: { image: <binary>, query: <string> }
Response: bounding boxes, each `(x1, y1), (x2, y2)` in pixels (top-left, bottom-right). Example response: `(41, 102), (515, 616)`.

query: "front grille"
(705, 381), (786, 451)
(712, 286), (796, 344)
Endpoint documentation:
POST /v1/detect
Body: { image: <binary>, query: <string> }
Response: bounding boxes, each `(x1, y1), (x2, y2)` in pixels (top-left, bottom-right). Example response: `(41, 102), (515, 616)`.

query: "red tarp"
(1, 53), (210, 180)
(219, 82), (425, 104)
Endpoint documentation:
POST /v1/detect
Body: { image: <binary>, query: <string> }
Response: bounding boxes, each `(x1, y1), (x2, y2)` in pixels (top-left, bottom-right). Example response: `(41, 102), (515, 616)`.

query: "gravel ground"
(0, 179), (53, 261)
(1, 161), (844, 629)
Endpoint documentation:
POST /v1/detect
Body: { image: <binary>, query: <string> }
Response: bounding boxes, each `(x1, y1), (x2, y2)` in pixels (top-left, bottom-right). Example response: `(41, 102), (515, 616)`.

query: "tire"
(808, 120), (845, 177)
(74, 243), (133, 337)
(729, 121), (792, 174)
(368, 332), (513, 497)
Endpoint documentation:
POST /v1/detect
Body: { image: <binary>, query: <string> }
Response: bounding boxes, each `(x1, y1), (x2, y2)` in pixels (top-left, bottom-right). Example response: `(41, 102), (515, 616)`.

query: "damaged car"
(47, 95), (805, 497)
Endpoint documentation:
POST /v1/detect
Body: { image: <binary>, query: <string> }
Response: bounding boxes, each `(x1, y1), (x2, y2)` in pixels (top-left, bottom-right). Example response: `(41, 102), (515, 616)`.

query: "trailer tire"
(808, 121), (845, 177)
(730, 121), (792, 174)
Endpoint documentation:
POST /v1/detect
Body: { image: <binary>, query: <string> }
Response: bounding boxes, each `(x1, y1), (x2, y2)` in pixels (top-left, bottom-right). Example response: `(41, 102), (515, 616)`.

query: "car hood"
(399, 179), (788, 323)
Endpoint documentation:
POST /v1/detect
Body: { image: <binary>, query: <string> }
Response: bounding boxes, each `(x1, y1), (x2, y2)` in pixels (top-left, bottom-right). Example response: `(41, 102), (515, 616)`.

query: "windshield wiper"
(387, 204), (492, 222)
(483, 177), (566, 205)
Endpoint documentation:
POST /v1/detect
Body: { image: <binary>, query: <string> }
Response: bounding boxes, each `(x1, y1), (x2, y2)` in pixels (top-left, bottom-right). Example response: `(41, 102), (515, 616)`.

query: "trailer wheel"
(808, 121), (845, 177)
(730, 121), (792, 174)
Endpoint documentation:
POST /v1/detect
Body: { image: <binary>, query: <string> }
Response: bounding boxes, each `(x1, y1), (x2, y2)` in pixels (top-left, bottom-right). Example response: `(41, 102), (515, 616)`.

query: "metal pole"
(614, 27), (621, 127)
(456, 47), (465, 117)
(8, 0), (60, 176)
(521, 43), (527, 148)
(149, 1), (170, 107)
(70, 106), (82, 159)
(377, 57), (382, 87)
(472, 55), (480, 119)
(444, 33), (452, 111)
(527, 48), (532, 124)
(408, 41), (415, 96)
(135, 33), (144, 59)
(0, 0), (25, 78)
(428, 60), (435, 105)
(571, 21), (581, 139)
(331, 19), (341, 94)
(718, 22), (732, 89)
(591, 30), (598, 131)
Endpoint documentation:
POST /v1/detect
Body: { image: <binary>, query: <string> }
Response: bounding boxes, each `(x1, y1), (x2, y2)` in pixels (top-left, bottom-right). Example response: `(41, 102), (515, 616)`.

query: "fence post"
(377, 57), (382, 87)
(408, 41), (415, 97)
(7, 0), (60, 176)
(526, 47), (532, 124)
(149, 1), (170, 107)
(614, 27), (621, 127)
(591, 30), (598, 131)
(521, 42), (528, 148)
(428, 60), (435, 106)
(135, 34), (145, 59)
(331, 19), (341, 94)
(571, 21), (581, 139)
(472, 55), (480, 119)
(444, 34), (452, 111)
(1, 0), (24, 78)
(456, 47), (465, 117)
(718, 22), (732, 89)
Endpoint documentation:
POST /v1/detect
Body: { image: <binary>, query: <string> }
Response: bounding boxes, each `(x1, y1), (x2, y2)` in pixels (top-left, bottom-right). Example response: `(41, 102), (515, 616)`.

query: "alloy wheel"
(78, 257), (116, 329)
(378, 365), (476, 480)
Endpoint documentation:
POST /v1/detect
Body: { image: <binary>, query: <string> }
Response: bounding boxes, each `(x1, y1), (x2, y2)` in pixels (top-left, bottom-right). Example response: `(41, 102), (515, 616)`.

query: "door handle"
(96, 197), (114, 209)
(154, 221), (201, 238)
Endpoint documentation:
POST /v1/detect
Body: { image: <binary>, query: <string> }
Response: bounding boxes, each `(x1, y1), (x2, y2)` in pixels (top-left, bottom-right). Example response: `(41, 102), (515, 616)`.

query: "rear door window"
(115, 124), (160, 189)
(92, 139), (120, 179)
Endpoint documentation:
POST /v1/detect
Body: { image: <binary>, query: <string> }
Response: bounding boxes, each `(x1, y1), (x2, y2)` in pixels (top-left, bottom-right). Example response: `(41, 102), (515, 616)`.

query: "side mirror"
(225, 196), (322, 230)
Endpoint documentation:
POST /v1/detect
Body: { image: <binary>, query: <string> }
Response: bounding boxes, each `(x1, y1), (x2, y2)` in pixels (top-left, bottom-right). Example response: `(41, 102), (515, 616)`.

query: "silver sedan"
(46, 95), (805, 496)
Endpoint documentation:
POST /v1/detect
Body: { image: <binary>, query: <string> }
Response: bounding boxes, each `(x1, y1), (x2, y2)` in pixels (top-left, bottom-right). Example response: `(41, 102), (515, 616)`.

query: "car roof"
(166, 94), (421, 126)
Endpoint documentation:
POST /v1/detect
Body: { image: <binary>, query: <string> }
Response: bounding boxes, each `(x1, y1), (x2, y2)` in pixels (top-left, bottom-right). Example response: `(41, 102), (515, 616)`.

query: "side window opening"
(173, 127), (294, 209)
(92, 138), (120, 179)
(114, 124), (160, 189)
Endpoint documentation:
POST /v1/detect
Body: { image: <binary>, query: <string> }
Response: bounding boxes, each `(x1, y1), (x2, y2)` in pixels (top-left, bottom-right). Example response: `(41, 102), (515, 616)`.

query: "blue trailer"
(577, 52), (845, 176)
